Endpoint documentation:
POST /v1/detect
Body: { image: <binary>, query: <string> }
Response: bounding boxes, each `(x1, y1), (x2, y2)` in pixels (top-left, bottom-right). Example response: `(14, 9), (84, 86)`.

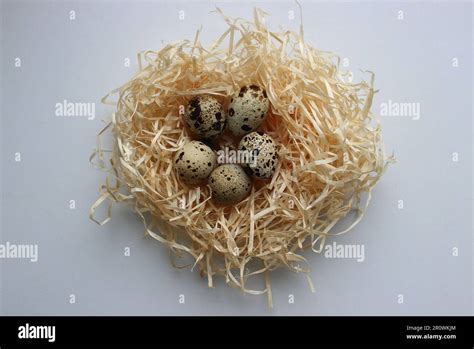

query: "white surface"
(0, 0), (472, 315)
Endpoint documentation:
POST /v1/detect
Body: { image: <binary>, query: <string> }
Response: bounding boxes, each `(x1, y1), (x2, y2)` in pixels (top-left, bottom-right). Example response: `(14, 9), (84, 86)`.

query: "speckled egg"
(209, 164), (252, 205)
(227, 85), (270, 137)
(174, 141), (217, 184)
(238, 132), (278, 180)
(184, 95), (226, 139)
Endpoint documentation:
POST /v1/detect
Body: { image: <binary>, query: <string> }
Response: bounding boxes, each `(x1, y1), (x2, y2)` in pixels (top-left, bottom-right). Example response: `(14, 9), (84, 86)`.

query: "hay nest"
(90, 8), (392, 307)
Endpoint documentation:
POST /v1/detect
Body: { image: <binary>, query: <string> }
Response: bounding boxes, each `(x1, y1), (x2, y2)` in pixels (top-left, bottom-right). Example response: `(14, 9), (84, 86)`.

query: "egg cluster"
(174, 85), (280, 205)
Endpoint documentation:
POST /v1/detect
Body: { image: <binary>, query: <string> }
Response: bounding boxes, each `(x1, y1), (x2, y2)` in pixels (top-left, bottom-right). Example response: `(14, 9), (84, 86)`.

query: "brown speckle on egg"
(227, 85), (270, 136)
(174, 141), (217, 184)
(184, 96), (226, 139)
(209, 164), (252, 205)
(238, 132), (278, 180)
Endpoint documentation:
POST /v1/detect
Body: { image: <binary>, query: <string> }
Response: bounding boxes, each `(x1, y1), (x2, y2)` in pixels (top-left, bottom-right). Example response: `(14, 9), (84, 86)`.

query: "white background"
(1, 0), (472, 315)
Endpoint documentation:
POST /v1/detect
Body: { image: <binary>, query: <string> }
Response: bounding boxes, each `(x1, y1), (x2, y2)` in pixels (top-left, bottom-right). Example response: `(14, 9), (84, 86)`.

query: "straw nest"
(91, 8), (392, 307)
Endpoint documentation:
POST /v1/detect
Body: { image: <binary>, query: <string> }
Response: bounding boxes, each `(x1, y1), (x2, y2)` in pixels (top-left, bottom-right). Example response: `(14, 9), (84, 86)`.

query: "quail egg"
(227, 85), (270, 137)
(209, 164), (252, 205)
(174, 141), (217, 184)
(184, 95), (226, 139)
(238, 132), (278, 180)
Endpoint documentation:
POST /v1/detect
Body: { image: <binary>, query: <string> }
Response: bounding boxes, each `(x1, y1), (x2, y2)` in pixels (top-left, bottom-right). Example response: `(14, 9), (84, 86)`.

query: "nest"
(90, 8), (392, 307)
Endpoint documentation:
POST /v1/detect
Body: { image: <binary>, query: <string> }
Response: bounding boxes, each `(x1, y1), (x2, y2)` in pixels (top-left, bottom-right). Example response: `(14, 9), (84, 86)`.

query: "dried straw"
(90, 8), (393, 307)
